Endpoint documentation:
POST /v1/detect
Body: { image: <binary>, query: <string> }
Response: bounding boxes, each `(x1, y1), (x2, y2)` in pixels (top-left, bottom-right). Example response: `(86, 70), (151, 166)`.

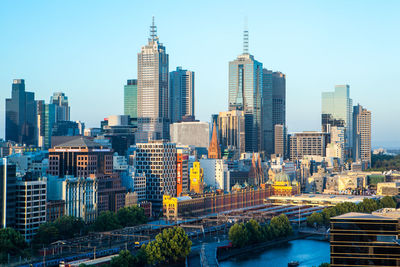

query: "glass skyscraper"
(228, 53), (263, 152)
(37, 101), (56, 149)
(5, 79), (37, 145)
(321, 85), (353, 158)
(169, 67), (195, 123)
(50, 92), (70, 122)
(124, 79), (138, 121)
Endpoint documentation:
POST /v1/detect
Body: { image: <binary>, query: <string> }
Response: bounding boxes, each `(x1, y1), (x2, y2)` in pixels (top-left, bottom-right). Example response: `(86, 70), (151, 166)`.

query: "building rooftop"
(332, 212), (393, 220)
(268, 194), (378, 205)
(54, 137), (103, 149)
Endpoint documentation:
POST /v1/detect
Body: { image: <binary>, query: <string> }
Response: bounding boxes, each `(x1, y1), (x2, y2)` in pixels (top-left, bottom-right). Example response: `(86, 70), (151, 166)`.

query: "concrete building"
(176, 148), (189, 196)
(0, 158), (16, 228)
(274, 124), (286, 157)
(62, 177), (97, 223)
(135, 141), (176, 214)
(137, 18), (169, 142)
(377, 182), (400, 196)
(331, 210), (400, 266)
(48, 137), (114, 178)
(50, 92), (70, 122)
(199, 159), (228, 191)
(15, 178), (47, 242)
(5, 79), (37, 146)
(322, 85), (353, 159)
(326, 126), (345, 162)
(217, 110), (246, 158)
(169, 67), (195, 123)
(289, 132), (329, 161)
(170, 122), (209, 148)
(353, 104), (372, 168)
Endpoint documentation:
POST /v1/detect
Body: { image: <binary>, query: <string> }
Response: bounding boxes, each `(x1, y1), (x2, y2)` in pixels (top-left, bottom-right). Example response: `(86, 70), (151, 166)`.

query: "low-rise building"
(377, 182), (400, 196)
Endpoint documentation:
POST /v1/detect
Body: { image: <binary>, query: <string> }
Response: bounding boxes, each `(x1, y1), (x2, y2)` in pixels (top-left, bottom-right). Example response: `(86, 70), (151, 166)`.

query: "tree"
(245, 219), (263, 244)
(92, 211), (121, 232)
(379, 196), (396, 208)
(0, 228), (27, 263)
(307, 212), (323, 227)
(228, 223), (249, 247)
(318, 263), (330, 267)
(145, 227), (192, 265)
(110, 250), (135, 267)
(53, 216), (86, 239)
(34, 223), (60, 245)
(116, 206), (147, 227)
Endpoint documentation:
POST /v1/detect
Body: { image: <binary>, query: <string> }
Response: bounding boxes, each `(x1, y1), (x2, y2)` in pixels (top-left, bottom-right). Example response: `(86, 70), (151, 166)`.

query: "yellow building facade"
(190, 161), (204, 194)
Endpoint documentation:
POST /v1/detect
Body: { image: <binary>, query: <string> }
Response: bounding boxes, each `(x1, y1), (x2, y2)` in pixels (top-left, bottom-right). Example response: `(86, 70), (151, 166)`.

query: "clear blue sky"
(1, 0), (399, 147)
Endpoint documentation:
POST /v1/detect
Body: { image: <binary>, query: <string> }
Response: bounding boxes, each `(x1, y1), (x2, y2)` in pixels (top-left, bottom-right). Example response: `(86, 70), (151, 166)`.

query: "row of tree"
(306, 196), (396, 227)
(367, 154), (400, 171)
(35, 206), (147, 245)
(228, 214), (292, 248)
(104, 227), (192, 267)
(0, 228), (28, 263)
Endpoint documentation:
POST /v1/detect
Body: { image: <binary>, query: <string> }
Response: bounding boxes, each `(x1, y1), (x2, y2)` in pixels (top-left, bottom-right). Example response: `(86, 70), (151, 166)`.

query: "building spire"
(243, 17), (249, 54)
(208, 121), (221, 159)
(150, 16), (157, 40)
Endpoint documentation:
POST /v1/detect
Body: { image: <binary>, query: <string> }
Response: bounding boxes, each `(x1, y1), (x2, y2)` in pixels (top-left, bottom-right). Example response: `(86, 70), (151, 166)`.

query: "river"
(219, 239), (330, 267)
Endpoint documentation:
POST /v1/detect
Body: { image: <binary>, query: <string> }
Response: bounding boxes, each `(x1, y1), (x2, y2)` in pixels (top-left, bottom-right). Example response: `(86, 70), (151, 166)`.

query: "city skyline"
(1, 1), (399, 147)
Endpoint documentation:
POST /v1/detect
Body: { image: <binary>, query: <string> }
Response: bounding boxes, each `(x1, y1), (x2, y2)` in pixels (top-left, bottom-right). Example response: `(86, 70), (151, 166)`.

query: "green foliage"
(110, 250), (135, 267)
(228, 223), (248, 248)
(145, 227), (192, 265)
(318, 263), (330, 267)
(0, 228), (27, 263)
(228, 215), (293, 247)
(34, 216), (86, 245)
(116, 206), (147, 228)
(367, 154), (400, 171)
(92, 211), (122, 232)
(307, 197), (397, 227)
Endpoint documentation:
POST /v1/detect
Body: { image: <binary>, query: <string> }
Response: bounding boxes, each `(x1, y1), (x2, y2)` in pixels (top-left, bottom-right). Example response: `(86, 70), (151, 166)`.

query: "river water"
(219, 239), (330, 267)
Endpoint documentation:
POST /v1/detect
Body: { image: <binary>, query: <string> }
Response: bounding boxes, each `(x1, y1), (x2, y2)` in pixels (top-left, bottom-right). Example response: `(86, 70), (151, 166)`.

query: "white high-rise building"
(353, 104), (372, 168)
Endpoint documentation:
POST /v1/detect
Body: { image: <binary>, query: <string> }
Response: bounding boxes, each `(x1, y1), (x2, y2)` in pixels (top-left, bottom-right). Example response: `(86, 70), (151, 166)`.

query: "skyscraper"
(217, 110), (246, 157)
(169, 67), (195, 123)
(137, 17), (169, 142)
(50, 92), (70, 122)
(37, 100), (56, 149)
(322, 85), (353, 158)
(124, 79), (138, 123)
(1, 158), (16, 229)
(228, 31), (263, 152)
(5, 79), (37, 145)
(353, 104), (371, 168)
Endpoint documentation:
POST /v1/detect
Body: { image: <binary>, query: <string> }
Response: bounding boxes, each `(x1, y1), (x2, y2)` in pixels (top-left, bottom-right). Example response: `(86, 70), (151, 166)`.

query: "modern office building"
(50, 92), (70, 122)
(353, 104), (372, 168)
(137, 17), (170, 142)
(176, 148), (189, 196)
(289, 132), (329, 161)
(124, 79), (138, 124)
(200, 159), (228, 191)
(228, 31), (263, 153)
(170, 121), (209, 148)
(102, 115), (136, 155)
(5, 79), (37, 145)
(37, 100), (57, 149)
(274, 124), (286, 157)
(15, 178), (47, 242)
(330, 210), (400, 266)
(52, 121), (81, 136)
(261, 69), (273, 156)
(322, 85), (353, 158)
(48, 137), (114, 178)
(135, 141), (177, 213)
(62, 177), (97, 223)
(326, 126), (345, 162)
(0, 158), (16, 228)
(217, 110), (246, 157)
(169, 67), (195, 123)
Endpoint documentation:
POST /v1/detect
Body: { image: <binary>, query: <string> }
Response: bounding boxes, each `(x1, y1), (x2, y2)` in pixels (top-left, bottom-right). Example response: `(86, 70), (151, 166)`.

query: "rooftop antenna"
(243, 16), (249, 54)
(150, 16), (157, 40)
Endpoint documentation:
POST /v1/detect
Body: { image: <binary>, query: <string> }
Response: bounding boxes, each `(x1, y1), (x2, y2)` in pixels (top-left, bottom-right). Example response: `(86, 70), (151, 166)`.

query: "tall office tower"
(208, 121), (221, 159)
(37, 101), (56, 149)
(322, 85), (353, 158)
(262, 69), (273, 156)
(137, 17), (170, 142)
(15, 178), (47, 242)
(5, 79), (37, 145)
(217, 110), (246, 157)
(274, 124), (286, 156)
(353, 104), (371, 168)
(326, 126), (345, 162)
(169, 67), (195, 123)
(289, 132), (329, 161)
(228, 30), (263, 152)
(48, 137), (113, 178)
(0, 158), (16, 228)
(124, 79), (138, 123)
(50, 92), (70, 122)
(135, 141), (177, 213)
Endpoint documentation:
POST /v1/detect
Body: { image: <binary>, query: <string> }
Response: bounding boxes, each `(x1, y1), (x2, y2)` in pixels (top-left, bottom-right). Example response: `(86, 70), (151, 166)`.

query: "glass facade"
(37, 101), (56, 149)
(331, 213), (400, 266)
(321, 85), (353, 158)
(124, 79), (138, 119)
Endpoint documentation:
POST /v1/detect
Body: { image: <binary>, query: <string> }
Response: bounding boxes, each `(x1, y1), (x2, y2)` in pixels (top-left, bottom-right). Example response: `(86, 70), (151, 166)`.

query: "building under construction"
(163, 186), (272, 219)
